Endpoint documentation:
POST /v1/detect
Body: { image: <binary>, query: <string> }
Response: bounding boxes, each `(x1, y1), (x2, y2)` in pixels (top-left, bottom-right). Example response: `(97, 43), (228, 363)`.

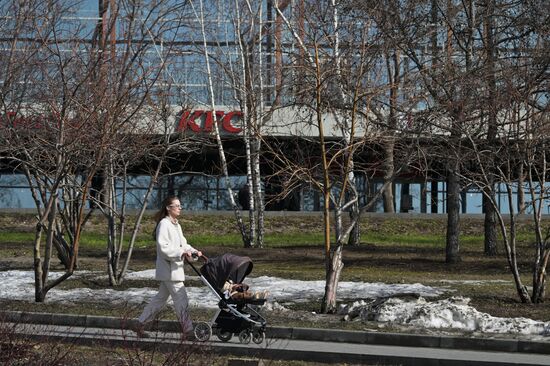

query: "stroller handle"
(185, 252), (208, 276)
(185, 252), (208, 262)
(193, 252), (208, 261)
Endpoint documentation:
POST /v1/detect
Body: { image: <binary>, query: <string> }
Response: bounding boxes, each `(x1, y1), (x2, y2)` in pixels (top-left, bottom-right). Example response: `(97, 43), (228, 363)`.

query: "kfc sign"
(176, 110), (242, 134)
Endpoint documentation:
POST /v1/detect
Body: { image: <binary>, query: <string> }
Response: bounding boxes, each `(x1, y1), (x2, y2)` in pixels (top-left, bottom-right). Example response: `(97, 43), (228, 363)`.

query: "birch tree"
(227, 0), (270, 247)
(189, 0), (275, 248)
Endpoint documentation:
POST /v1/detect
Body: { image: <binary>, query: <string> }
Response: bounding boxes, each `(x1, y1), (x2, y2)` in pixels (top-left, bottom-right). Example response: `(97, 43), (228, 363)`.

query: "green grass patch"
(191, 232), (327, 247)
(0, 232), (35, 243)
(364, 232), (443, 247)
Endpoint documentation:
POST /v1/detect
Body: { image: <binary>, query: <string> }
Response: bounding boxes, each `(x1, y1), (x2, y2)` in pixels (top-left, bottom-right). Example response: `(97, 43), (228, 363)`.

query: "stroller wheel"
(252, 330), (265, 344)
(238, 329), (251, 344)
(217, 329), (232, 342)
(193, 322), (212, 342)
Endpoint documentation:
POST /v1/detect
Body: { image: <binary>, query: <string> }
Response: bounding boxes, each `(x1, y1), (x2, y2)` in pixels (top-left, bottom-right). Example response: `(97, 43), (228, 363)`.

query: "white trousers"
(138, 281), (192, 331)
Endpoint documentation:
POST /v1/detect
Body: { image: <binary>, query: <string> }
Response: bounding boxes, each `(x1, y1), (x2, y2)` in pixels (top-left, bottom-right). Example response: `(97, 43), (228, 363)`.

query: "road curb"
(268, 324), (550, 355)
(2, 310), (549, 355)
(14, 324), (546, 366)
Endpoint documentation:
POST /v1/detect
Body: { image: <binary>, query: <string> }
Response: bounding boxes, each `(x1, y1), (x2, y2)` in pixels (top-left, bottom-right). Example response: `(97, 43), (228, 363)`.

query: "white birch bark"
(253, 0), (265, 248)
(191, 0), (250, 245)
(235, 0), (256, 247)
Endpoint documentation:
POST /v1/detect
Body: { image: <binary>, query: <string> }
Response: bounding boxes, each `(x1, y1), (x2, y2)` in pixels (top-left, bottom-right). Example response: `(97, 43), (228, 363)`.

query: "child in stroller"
(187, 253), (268, 343)
(222, 280), (269, 301)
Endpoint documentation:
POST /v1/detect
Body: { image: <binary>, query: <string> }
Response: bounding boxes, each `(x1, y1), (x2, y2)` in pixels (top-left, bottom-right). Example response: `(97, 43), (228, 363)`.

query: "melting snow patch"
(339, 296), (550, 336)
(2, 269), (547, 338)
(124, 269), (156, 280)
(438, 279), (511, 285)
(247, 276), (445, 302)
(263, 301), (289, 312)
(0, 270), (446, 309)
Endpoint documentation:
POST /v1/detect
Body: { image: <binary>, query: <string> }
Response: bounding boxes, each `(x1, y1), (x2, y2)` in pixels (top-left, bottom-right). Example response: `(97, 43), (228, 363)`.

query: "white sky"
(1, 269), (549, 338)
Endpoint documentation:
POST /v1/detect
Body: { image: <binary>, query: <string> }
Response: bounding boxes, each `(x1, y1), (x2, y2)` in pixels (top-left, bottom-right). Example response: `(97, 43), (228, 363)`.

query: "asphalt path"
(6, 321), (550, 366)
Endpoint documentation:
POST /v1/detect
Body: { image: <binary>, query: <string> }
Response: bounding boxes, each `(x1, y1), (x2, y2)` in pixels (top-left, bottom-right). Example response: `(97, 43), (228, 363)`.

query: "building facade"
(1, 0), (548, 214)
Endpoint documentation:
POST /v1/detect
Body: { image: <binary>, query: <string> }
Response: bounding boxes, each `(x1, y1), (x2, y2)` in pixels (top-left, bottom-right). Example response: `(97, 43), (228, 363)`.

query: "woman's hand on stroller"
(183, 250), (202, 261)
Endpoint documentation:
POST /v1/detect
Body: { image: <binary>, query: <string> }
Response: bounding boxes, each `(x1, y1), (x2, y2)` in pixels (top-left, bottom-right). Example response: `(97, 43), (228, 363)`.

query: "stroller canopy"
(200, 253), (253, 291)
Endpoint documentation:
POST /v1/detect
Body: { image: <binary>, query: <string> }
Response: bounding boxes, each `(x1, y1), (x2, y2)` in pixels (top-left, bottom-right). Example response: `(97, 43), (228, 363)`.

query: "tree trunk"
(382, 139), (395, 213)
(483, 187), (498, 256)
(334, 207), (342, 243)
(348, 202), (360, 246)
(196, 0), (249, 247)
(116, 158), (165, 285)
(245, 112), (256, 249)
(105, 164), (119, 286)
(382, 48), (398, 214)
(517, 164), (526, 214)
(345, 159), (360, 245)
(497, 186), (531, 303)
(532, 263), (547, 303)
(52, 230), (72, 269)
(321, 244), (344, 314)
(35, 194), (59, 302)
(529, 147), (549, 303)
(483, 0), (498, 257)
(107, 214), (117, 285)
(320, 183), (333, 313)
(508, 235), (531, 303)
(253, 4), (266, 249)
(253, 136), (264, 248)
(446, 163), (461, 263)
(33, 223), (45, 302)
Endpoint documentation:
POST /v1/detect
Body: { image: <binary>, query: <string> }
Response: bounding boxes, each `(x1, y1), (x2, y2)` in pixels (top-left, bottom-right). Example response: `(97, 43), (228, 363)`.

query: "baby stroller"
(187, 253), (267, 343)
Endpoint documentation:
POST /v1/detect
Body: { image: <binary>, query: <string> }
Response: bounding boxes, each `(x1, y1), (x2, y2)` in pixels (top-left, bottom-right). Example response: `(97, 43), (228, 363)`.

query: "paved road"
(7, 321), (550, 366)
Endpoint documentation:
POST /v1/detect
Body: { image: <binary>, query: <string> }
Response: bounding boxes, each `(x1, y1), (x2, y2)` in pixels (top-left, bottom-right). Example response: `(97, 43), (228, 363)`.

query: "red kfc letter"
(222, 111), (243, 133)
(177, 110), (203, 132)
(203, 110), (226, 132)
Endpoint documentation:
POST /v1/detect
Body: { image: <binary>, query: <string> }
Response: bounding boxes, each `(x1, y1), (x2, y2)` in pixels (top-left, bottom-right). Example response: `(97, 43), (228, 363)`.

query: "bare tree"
(461, 111), (549, 303)
(87, 1), (201, 286)
(100, 105), (202, 286)
(189, 0), (277, 248)
(459, 0), (550, 302)
(0, 0), (192, 300)
(480, 0), (499, 256)
(189, 0), (251, 248)
(271, 0), (424, 313)
(226, 0), (270, 248)
(365, 0), (496, 263)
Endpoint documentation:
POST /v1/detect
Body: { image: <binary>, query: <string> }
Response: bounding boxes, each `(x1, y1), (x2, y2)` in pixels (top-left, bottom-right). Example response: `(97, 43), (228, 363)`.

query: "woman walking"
(133, 196), (202, 337)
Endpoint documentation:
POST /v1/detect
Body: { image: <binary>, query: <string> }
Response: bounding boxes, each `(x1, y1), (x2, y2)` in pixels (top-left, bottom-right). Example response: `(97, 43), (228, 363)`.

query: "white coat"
(154, 217), (195, 281)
